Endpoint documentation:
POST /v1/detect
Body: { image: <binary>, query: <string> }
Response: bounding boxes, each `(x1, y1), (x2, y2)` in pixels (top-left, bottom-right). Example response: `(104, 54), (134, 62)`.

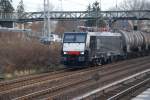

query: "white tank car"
(119, 30), (145, 52)
(141, 32), (150, 50)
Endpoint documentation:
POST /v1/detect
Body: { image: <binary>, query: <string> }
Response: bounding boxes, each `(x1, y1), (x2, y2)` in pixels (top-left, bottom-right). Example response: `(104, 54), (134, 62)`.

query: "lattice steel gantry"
(0, 10), (149, 22)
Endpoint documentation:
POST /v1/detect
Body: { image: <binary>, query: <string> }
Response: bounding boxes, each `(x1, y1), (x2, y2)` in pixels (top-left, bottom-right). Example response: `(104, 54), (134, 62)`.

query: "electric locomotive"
(61, 30), (150, 68)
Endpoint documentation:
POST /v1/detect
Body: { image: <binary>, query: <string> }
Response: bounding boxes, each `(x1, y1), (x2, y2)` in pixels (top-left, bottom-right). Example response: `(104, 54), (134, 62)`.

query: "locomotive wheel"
(96, 58), (102, 66)
(92, 58), (102, 66)
(106, 57), (111, 64)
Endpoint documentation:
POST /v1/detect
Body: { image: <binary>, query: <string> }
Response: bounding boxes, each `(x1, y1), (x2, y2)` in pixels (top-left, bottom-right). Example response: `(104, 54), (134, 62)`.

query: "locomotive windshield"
(63, 33), (87, 43)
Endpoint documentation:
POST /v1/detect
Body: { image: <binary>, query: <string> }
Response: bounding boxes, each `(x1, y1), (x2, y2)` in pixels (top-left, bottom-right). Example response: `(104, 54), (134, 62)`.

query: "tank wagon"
(61, 30), (150, 68)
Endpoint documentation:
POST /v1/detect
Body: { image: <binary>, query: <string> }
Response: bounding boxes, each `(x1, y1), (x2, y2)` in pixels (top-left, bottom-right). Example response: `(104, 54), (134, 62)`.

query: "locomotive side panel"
(95, 36), (123, 54)
(87, 32), (124, 65)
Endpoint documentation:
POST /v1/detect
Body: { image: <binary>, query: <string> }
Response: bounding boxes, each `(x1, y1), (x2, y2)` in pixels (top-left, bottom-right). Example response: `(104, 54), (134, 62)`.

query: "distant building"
(141, 21), (150, 32)
(112, 20), (133, 30)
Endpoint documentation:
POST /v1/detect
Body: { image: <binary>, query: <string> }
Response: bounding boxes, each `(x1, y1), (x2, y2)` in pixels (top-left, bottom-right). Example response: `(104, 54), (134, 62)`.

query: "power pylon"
(43, 0), (51, 37)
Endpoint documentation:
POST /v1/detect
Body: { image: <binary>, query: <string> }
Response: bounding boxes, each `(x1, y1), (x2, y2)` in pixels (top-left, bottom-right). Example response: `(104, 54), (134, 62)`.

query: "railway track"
(107, 75), (150, 100)
(80, 69), (150, 100)
(0, 69), (67, 92)
(0, 67), (101, 93)
(0, 56), (140, 90)
(0, 56), (148, 100)
(0, 66), (102, 99)
(0, 56), (150, 100)
(48, 58), (150, 100)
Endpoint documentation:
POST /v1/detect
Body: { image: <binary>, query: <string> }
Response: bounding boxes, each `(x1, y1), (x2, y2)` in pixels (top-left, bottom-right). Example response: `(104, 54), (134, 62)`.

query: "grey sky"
(12, 0), (124, 12)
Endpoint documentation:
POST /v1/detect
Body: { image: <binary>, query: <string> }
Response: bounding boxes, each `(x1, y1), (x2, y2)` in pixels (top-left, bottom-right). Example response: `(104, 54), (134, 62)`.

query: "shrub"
(0, 32), (61, 73)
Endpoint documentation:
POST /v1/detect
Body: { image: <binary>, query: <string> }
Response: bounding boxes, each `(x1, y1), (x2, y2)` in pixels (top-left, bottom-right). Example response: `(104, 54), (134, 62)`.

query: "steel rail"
(107, 78), (150, 100)
(2, 56), (147, 94)
(72, 69), (150, 100)
(15, 58), (150, 100)
(1, 56), (150, 100)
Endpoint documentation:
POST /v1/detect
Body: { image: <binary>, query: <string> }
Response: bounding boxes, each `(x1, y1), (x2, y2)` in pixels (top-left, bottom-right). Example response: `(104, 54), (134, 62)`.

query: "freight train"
(61, 30), (150, 68)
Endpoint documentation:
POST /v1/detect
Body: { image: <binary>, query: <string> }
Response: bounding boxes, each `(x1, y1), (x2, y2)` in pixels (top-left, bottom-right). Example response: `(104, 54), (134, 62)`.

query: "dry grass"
(0, 32), (61, 73)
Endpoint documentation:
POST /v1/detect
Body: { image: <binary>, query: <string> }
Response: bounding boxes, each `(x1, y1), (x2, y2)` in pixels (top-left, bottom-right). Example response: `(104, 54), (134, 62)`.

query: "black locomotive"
(61, 30), (150, 68)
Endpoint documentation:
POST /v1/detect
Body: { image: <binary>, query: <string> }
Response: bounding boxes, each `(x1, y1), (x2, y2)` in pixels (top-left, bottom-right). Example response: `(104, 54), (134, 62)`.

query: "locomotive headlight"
(80, 51), (84, 55)
(64, 52), (67, 54)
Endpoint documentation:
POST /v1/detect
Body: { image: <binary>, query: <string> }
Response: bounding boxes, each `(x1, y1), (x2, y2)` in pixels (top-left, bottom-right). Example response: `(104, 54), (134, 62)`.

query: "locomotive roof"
(88, 32), (122, 37)
(63, 32), (121, 37)
(64, 32), (87, 34)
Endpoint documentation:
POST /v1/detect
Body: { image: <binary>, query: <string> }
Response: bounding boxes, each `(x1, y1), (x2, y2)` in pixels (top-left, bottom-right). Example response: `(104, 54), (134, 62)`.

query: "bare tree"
(0, 0), (14, 13)
(85, 1), (106, 27)
(119, 0), (149, 10)
(16, 0), (25, 19)
(118, 0), (150, 30)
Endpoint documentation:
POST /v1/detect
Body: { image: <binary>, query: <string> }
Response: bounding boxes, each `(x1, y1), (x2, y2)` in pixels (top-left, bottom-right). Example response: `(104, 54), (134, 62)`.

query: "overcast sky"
(12, 0), (124, 12)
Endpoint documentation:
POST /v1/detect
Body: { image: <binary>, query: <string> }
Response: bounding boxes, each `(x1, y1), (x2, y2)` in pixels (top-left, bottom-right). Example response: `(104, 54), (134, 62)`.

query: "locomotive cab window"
(63, 33), (87, 43)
